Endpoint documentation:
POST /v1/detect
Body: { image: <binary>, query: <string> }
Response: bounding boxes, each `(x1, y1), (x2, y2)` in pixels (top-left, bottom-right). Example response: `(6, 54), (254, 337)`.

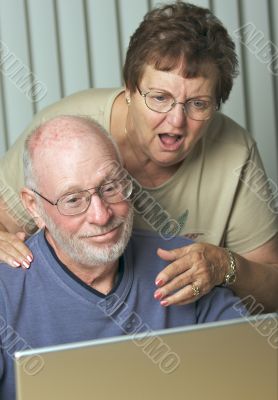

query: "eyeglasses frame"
(136, 86), (218, 121)
(32, 179), (132, 216)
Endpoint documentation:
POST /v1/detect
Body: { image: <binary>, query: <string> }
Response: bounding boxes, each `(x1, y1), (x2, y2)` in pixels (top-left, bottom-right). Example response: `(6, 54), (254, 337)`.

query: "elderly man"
(0, 116), (246, 399)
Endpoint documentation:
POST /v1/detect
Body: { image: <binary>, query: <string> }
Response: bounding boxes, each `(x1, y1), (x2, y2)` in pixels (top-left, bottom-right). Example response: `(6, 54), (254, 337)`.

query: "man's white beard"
(40, 206), (133, 266)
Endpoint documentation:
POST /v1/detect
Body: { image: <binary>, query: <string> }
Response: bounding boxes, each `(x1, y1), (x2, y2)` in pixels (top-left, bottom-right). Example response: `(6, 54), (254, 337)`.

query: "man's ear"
(20, 188), (46, 229)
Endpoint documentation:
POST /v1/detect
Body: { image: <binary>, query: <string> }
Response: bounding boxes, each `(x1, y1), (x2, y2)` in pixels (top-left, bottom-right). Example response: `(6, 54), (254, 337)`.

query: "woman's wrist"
(222, 248), (237, 286)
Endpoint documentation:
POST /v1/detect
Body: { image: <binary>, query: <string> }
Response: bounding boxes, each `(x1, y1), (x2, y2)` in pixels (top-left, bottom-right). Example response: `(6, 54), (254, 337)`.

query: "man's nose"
(86, 195), (112, 225)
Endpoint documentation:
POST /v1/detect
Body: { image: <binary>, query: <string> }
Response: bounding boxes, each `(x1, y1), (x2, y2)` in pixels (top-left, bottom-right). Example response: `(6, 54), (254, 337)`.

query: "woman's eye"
(103, 183), (117, 193)
(191, 100), (208, 109)
(154, 95), (167, 102)
(103, 186), (114, 193)
(150, 93), (171, 102)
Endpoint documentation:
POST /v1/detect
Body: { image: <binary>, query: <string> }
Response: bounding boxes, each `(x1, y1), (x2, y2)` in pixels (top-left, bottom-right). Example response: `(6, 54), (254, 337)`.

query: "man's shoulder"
(0, 260), (27, 304)
(0, 232), (41, 286)
(130, 229), (193, 250)
(197, 286), (248, 322)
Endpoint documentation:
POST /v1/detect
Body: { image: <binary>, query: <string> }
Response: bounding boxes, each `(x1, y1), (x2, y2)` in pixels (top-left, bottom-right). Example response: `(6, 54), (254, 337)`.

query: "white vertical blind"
(0, 0), (277, 182)
(214, 0), (247, 128)
(55, 0), (91, 97)
(27, 0), (62, 111)
(118, 0), (149, 62)
(0, 77), (7, 155)
(239, 0), (278, 182)
(0, 0), (34, 147)
(85, 0), (122, 87)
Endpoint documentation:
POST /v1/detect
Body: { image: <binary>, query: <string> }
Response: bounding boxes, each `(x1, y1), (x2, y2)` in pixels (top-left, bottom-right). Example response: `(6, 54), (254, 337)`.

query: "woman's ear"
(20, 188), (45, 228)
(125, 87), (131, 105)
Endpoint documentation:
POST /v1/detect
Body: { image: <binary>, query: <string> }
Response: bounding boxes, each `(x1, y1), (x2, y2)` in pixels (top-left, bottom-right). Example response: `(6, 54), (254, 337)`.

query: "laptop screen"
(14, 314), (278, 400)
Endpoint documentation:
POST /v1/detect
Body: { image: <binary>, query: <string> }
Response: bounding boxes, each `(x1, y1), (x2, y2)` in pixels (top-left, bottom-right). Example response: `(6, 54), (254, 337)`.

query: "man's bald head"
(23, 115), (121, 189)
(21, 115), (133, 268)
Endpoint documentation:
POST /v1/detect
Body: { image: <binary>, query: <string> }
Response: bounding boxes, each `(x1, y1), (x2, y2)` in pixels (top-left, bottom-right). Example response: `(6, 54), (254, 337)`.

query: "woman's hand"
(154, 243), (229, 306)
(0, 231), (33, 268)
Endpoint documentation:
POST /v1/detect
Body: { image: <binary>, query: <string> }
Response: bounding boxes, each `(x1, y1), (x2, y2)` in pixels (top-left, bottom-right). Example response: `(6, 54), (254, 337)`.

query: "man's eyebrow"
(56, 175), (117, 197)
(96, 166), (124, 182)
(55, 185), (83, 198)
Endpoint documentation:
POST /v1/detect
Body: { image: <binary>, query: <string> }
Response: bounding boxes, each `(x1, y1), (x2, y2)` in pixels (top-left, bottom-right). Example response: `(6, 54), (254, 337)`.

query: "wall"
(0, 0), (277, 183)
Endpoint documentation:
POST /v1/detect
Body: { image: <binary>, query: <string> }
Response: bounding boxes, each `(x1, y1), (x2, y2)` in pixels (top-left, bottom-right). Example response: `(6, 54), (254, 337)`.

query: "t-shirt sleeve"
(225, 142), (278, 254)
(0, 123), (37, 232)
(196, 287), (249, 323)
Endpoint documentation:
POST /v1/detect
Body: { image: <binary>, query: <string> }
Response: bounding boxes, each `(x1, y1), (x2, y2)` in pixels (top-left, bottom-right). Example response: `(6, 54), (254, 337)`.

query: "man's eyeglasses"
(137, 87), (218, 121)
(32, 179), (133, 216)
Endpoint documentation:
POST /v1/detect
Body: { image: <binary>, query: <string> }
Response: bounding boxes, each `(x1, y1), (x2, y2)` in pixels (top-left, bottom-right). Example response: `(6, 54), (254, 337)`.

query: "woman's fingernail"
(154, 291), (163, 300)
(27, 255), (33, 262)
(155, 279), (164, 286)
(12, 260), (21, 267)
(22, 261), (30, 269)
(160, 300), (169, 307)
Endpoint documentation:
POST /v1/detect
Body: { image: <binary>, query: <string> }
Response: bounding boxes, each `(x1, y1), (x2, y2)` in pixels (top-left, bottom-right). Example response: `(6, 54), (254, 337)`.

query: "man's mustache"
(78, 218), (125, 238)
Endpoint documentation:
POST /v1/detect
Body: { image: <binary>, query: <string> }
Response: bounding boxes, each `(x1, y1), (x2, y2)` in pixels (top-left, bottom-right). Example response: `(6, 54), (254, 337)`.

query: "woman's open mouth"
(158, 133), (184, 151)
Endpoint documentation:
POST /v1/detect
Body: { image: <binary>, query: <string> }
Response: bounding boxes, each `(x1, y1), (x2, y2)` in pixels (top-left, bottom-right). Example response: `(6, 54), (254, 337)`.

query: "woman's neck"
(124, 147), (181, 187)
(110, 92), (180, 188)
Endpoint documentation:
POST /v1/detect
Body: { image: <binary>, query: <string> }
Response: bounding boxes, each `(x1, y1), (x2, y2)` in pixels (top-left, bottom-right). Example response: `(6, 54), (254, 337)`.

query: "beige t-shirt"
(0, 88), (277, 253)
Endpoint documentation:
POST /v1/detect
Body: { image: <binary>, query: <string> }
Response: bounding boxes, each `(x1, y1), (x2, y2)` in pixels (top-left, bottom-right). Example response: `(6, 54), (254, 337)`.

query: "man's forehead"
(95, 159), (124, 179)
(34, 135), (117, 171)
(40, 156), (123, 198)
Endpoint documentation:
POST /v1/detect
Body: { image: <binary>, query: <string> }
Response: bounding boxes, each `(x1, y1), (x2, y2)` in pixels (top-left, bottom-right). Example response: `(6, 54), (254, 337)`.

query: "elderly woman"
(0, 2), (277, 310)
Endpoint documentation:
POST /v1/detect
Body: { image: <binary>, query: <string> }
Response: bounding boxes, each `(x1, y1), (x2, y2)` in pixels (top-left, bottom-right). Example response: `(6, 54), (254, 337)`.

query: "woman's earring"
(125, 98), (131, 105)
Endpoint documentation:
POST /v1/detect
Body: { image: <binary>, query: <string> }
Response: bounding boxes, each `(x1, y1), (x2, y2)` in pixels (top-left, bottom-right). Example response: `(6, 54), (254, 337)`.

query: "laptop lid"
(14, 313), (278, 400)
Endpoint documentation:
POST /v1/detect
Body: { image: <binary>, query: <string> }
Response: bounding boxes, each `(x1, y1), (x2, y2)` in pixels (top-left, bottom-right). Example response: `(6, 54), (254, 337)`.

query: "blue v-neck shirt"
(0, 229), (247, 399)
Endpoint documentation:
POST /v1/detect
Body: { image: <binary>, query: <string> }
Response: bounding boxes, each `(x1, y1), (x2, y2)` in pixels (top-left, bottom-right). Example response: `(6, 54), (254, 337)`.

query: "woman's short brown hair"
(123, 2), (238, 106)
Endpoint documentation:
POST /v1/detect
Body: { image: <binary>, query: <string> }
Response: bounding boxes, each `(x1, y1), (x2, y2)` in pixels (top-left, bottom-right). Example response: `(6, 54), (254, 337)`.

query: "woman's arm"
(233, 233), (278, 311)
(154, 234), (278, 312)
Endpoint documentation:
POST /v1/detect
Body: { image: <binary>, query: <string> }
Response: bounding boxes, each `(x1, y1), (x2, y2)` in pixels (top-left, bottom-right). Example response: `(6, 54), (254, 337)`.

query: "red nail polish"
(160, 300), (169, 307)
(155, 279), (164, 286)
(154, 292), (163, 300)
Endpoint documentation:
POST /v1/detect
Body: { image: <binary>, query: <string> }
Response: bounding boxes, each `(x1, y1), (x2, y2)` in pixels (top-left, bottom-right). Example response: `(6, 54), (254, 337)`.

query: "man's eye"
(64, 195), (83, 206)
(67, 197), (79, 203)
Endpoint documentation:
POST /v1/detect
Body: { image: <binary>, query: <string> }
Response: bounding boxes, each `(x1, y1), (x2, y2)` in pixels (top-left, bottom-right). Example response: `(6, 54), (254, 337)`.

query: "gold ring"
(191, 283), (200, 297)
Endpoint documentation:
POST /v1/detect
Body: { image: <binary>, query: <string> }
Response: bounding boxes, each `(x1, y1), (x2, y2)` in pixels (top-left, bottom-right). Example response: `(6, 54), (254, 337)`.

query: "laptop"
(14, 313), (278, 400)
